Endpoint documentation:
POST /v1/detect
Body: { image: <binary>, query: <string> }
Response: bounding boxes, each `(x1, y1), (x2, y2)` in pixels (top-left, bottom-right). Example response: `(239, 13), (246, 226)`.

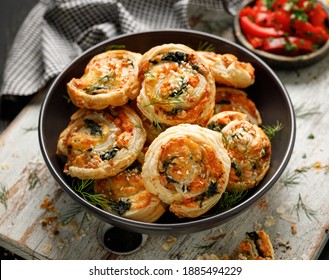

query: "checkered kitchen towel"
(0, 0), (242, 97)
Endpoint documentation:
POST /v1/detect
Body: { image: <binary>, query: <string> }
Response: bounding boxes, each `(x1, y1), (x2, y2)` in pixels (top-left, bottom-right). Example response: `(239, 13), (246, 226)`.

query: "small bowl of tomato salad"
(234, 0), (329, 68)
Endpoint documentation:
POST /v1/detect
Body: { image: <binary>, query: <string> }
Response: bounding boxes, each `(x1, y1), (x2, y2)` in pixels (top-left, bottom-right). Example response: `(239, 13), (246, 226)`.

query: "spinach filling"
(231, 161), (243, 179)
(207, 121), (225, 132)
(109, 199), (131, 215)
(84, 119), (102, 136)
(165, 107), (183, 116)
(162, 51), (188, 64)
(168, 81), (188, 98)
(100, 147), (119, 161)
(195, 181), (219, 207)
(160, 156), (179, 184)
(246, 231), (265, 258)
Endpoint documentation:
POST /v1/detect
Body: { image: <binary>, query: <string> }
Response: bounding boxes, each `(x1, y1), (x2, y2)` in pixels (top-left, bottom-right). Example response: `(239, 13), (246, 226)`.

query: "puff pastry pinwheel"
(196, 230), (275, 260)
(137, 44), (216, 127)
(67, 50), (142, 110)
(94, 160), (166, 222)
(57, 105), (146, 179)
(220, 119), (271, 192)
(231, 231), (275, 260)
(214, 87), (262, 125)
(142, 124), (231, 218)
(198, 52), (255, 88)
(207, 111), (250, 133)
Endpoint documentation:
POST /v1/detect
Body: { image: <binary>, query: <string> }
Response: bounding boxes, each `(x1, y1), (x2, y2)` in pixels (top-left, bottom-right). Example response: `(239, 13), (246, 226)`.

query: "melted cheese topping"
(67, 50), (142, 109)
(214, 87), (262, 125)
(221, 119), (271, 192)
(57, 105), (146, 179)
(198, 52), (255, 88)
(94, 161), (166, 222)
(142, 124), (230, 218)
(137, 44), (216, 126)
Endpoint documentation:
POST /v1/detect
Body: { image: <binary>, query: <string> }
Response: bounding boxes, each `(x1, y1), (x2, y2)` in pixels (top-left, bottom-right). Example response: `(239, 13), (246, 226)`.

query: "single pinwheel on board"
(142, 124), (231, 218)
(196, 230), (275, 260)
(137, 44), (216, 127)
(67, 50), (142, 109)
(231, 230), (275, 260)
(56, 105), (146, 179)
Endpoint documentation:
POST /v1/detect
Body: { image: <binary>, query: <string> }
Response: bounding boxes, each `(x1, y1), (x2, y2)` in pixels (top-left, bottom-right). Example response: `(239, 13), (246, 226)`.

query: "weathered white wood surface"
(1, 4), (329, 260)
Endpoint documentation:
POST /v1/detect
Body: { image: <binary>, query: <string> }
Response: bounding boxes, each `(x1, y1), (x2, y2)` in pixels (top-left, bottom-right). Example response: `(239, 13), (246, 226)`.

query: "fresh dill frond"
(59, 204), (85, 225)
(216, 190), (249, 213)
(280, 169), (301, 187)
(292, 193), (317, 221)
(105, 44), (126, 51)
(63, 94), (71, 103)
(307, 133), (315, 139)
(72, 179), (109, 209)
(59, 204), (87, 232)
(262, 121), (284, 140)
(294, 104), (321, 119)
(152, 119), (163, 132)
(0, 183), (9, 209)
(72, 179), (131, 215)
(23, 126), (38, 133)
(84, 74), (116, 93)
(197, 41), (216, 52)
(295, 166), (311, 173)
(194, 240), (218, 253)
(28, 169), (41, 190)
(144, 86), (186, 108)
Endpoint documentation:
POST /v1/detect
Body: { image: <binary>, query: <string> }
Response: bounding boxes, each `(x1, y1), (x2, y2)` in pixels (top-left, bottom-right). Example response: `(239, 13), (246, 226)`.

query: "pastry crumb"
(291, 225), (297, 235)
(162, 236), (177, 251)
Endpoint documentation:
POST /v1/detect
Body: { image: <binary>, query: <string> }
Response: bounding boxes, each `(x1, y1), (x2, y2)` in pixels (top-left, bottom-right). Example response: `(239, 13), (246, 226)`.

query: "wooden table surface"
(1, 1), (329, 260)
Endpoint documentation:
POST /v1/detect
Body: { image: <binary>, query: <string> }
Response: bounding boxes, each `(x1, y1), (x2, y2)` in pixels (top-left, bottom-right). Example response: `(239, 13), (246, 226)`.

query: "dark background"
(0, 0), (328, 260)
(0, 0), (38, 132)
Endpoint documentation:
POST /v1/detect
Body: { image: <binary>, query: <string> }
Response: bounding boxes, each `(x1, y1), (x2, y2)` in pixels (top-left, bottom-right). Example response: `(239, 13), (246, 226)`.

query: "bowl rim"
(38, 29), (296, 235)
(233, 0), (329, 68)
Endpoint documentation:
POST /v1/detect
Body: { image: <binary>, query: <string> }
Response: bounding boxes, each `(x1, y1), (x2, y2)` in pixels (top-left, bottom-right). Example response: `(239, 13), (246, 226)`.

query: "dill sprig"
(84, 74), (116, 93)
(105, 44), (126, 51)
(63, 94), (71, 103)
(72, 179), (131, 215)
(292, 193), (317, 221)
(280, 169), (301, 187)
(262, 121), (284, 140)
(23, 126), (38, 133)
(144, 80), (187, 108)
(194, 240), (218, 253)
(28, 169), (41, 190)
(215, 190), (249, 213)
(59, 204), (85, 225)
(197, 41), (216, 52)
(72, 179), (109, 209)
(0, 183), (9, 210)
(59, 204), (87, 232)
(294, 104), (321, 119)
(108, 199), (131, 215)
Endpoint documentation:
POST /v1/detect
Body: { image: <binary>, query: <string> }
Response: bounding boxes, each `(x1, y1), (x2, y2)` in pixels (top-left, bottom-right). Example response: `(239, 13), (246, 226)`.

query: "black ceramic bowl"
(39, 29), (295, 235)
(234, 0), (329, 69)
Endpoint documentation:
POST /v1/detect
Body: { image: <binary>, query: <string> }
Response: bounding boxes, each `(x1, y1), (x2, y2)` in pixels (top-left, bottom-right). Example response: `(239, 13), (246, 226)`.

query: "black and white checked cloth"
(0, 0), (242, 97)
